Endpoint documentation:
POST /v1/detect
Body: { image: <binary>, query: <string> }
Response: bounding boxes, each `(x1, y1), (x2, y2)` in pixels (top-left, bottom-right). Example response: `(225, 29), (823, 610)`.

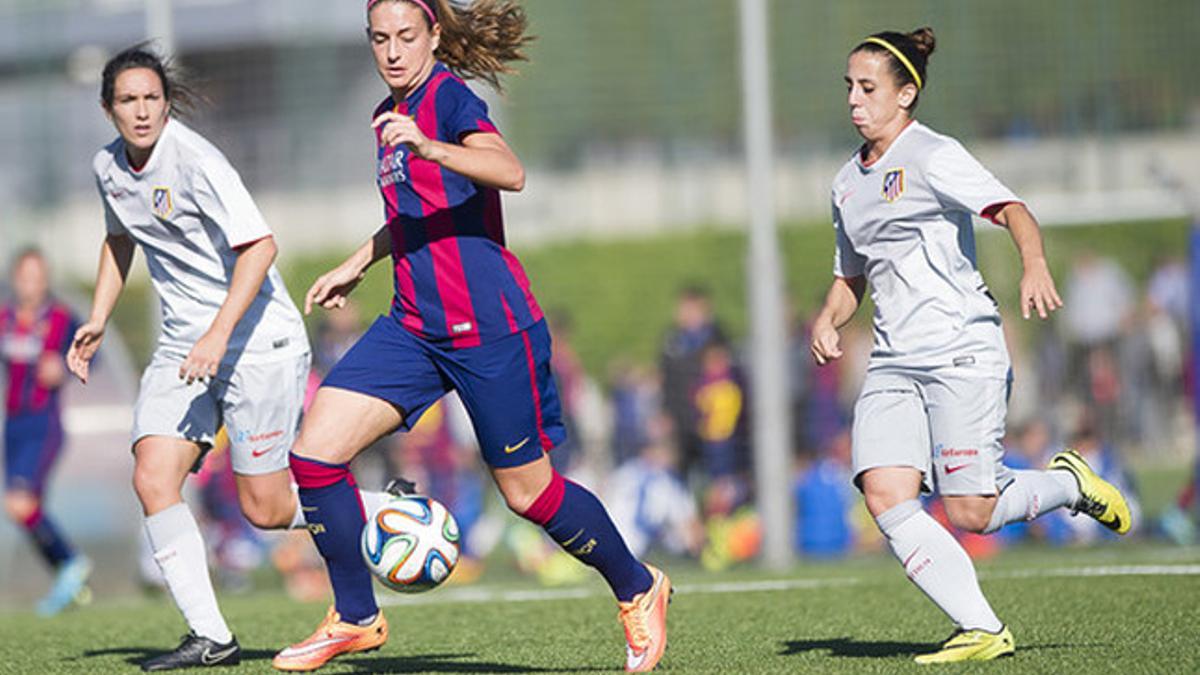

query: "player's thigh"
(446, 321), (567, 470)
(924, 371), (1011, 497)
(131, 354), (221, 462)
(295, 387), (406, 464)
(223, 353), (309, 476)
(851, 370), (933, 496)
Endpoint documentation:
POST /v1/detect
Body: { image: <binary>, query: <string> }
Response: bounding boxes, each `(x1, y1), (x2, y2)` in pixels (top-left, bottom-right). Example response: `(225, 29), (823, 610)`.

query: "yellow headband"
(864, 37), (923, 90)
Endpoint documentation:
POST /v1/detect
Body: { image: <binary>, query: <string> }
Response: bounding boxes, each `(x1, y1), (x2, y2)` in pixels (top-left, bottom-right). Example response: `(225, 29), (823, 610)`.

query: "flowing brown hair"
(372, 0), (534, 92)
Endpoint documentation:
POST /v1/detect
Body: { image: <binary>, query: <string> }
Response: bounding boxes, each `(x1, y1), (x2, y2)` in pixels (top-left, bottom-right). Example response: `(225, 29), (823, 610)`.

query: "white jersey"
(93, 119), (308, 364)
(831, 121), (1019, 377)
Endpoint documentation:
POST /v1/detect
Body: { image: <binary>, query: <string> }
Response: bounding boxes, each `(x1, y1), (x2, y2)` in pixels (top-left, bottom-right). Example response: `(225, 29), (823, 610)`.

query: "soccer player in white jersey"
(810, 27), (1134, 664)
(67, 46), (389, 672)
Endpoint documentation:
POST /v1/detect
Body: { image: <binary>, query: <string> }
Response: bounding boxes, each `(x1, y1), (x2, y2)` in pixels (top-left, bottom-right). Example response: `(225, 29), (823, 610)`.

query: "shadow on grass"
(781, 637), (932, 658)
(338, 652), (610, 673)
(77, 646), (276, 666)
(783, 637), (1098, 660)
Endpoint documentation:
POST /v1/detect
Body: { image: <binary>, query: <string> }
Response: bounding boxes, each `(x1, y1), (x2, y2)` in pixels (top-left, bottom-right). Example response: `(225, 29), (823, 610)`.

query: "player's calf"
(943, 495), (997, 534)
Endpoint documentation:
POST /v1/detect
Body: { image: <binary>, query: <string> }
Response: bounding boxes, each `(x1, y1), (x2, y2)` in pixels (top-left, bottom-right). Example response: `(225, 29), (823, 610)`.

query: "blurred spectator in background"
(312, 300), (364, 377)
(693, 341), (746, 486)
(548, 310), (586, 473)
(1062, 252), (1135, 441)
(792, 429), (855, 558)
(659, 284), (726, 476)
(608, 359), (659, 467)
(606, 413), (704, 559)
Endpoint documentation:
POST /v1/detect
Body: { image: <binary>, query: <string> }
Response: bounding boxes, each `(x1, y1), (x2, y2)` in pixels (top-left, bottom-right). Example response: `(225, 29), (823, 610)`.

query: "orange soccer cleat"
(617, 564), (672, 672)
(272, 605), (388, 672)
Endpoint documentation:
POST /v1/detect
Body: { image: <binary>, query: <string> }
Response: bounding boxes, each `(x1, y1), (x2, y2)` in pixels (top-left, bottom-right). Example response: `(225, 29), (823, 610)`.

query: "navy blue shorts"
(4, 410), (64, 497)
(322, 317), (566, 469)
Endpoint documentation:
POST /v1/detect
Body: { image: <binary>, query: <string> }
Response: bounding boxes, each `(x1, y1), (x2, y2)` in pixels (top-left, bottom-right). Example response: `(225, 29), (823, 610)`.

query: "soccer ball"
(360, 495), (460, 593)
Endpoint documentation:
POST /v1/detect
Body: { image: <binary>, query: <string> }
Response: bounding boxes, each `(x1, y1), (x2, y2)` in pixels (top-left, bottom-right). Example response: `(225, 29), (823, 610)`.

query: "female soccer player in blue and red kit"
(273, 1), (671, 671)
(1, 249), (91, 616)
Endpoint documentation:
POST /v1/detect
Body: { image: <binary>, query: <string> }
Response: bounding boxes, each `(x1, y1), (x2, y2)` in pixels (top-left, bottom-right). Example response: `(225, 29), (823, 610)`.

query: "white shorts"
(131, 351), (310, 475)
(850, 367), (1014, 496)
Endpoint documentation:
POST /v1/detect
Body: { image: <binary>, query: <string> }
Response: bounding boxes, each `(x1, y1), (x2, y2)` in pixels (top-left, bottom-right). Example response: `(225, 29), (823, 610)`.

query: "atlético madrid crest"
(152, 186), (173, 218)
(882, 168), (905, 203)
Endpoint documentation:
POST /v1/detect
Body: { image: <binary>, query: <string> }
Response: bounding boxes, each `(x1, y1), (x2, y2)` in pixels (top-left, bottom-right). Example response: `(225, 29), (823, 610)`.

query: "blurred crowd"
(143, 248), (1197, 597)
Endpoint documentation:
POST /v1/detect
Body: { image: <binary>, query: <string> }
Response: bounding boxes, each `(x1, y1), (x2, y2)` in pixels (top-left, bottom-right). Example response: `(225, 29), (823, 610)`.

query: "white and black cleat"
(141, 632), (240, 671)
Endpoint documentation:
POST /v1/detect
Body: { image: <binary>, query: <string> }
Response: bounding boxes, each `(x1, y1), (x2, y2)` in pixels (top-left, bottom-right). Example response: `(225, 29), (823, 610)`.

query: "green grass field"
(2, 543), (1197, 673)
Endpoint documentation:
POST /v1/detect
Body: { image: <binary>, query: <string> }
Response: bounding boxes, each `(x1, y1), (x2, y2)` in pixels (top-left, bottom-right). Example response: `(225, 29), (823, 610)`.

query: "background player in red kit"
(275, 1), (671, 672)
(1, 248), (91, 616)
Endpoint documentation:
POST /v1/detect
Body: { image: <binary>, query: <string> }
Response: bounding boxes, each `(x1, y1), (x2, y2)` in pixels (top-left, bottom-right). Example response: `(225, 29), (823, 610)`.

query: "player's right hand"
(305, 264), (363, 315)
(810, 321), (843, 366)
(67, 320), (106, 384)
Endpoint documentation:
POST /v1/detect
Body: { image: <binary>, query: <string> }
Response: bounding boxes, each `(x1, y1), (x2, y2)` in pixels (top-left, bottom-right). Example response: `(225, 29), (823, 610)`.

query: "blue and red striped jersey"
(374, 62), (542, 348)
(0, 301), (77, 416)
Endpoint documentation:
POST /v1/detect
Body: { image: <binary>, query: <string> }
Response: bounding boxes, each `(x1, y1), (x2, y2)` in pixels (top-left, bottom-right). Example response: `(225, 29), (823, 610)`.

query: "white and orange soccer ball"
(360, 495), (460, 593)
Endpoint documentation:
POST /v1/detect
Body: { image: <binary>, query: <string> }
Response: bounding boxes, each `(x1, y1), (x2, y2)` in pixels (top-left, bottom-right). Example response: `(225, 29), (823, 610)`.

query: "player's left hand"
(1019, 258), (1063, 320)
(180, 330), (228, 385)
(373, 112), (435, 159)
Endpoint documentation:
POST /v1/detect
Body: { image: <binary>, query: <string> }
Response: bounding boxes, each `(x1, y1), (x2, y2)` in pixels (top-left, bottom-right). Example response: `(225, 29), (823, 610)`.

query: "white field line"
(377, 563), (1200, 607)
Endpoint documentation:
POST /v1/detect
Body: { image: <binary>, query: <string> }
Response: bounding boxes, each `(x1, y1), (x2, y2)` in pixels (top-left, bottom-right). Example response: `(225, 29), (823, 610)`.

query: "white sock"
(984, 470), (1080, 534)
(876, 500), (1003, 633)
(145, 502), (233, 644)
(358, 489), (391, 518)
(288, 485), (390, 530)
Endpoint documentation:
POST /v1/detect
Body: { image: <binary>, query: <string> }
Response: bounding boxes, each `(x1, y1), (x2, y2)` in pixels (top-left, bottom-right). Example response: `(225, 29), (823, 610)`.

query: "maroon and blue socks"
(523, 470), (653, 602)
(290, 453), (378, 624)
(22, 508), (75, 568)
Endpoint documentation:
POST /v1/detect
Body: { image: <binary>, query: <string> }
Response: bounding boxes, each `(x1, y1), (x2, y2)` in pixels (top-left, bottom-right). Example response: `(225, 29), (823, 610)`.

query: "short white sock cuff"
(289, 484), (306, 530)
(875, 499), (922, 536)
(145, 502), (195, 548)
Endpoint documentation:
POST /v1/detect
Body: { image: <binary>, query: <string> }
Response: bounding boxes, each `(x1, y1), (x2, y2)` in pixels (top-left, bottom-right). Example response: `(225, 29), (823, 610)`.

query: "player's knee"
(3, 492), (38, 524)
(240, 499), (288, 530)
(862, 485), (909, 519)
(131, 465), (179, 513)
(944, 500), (993, 533)
(500, 482), (542, 515)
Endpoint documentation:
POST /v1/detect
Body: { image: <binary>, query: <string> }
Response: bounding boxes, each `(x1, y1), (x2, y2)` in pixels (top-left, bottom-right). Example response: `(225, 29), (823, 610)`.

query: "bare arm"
(373, 112), (525, 192)
(179, 235), (278, 383)
(991, 202), (1063, 320)
(810, 275), (866, 366)
(67, 234), (136, 383)
(305, 225), (393, 315)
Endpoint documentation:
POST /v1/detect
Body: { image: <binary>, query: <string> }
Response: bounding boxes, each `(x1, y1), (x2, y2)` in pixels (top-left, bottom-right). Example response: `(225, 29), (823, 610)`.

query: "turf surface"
(2, 543), (1197, 673)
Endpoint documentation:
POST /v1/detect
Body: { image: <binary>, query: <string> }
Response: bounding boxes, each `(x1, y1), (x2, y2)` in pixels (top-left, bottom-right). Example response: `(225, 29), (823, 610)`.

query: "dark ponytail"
(100, 43), (200, 116)
(854, 27), (936, 107)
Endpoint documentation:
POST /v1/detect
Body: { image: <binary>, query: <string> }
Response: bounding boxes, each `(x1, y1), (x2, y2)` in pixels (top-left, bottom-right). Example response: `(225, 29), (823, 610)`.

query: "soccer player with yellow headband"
(810, 27), (1133, 663)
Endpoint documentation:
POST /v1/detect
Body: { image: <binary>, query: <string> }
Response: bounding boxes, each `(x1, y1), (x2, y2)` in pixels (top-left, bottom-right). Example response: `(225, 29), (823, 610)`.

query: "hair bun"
(907, 26), (936, 58)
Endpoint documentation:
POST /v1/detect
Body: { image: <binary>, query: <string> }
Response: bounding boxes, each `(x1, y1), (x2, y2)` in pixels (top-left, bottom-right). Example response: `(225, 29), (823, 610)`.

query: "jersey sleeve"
(437, 79), (499, 142)
(832, 203), (865, 278)
(193, 156), (273, 248)
(926, 140), (1021, 218)
(95, 178), (127, 236)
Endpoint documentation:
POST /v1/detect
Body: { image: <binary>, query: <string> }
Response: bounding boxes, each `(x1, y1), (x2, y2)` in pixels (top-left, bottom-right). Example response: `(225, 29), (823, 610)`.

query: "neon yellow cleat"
(1048, 449), (1133, 535)
(915, 626), (1015, 664)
